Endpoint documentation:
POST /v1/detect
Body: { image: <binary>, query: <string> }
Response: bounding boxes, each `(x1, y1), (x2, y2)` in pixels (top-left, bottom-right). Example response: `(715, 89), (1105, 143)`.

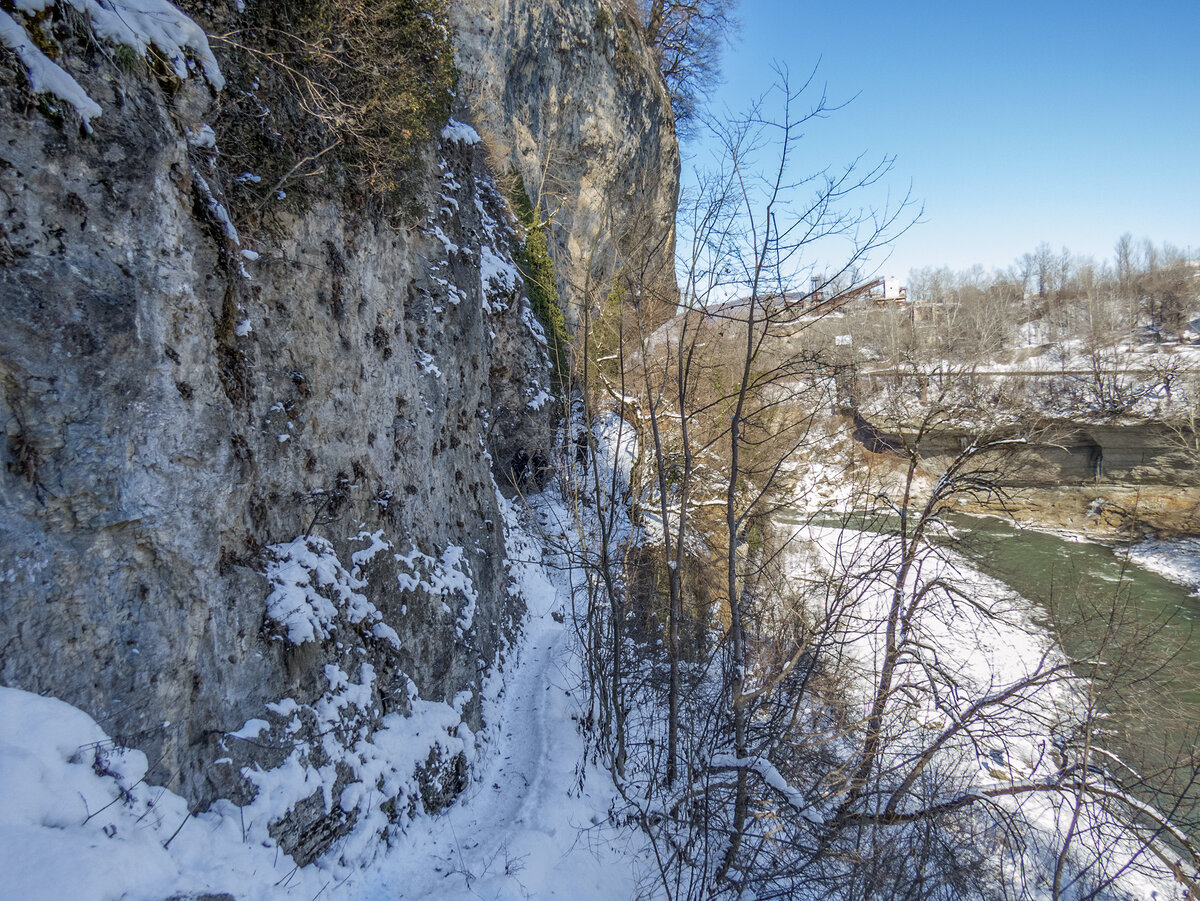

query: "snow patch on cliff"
(395, 543), (478, 635)
(2, 0), (223, 125)
(0, 10), (102, 126)
(228, 661), (474, 873)
(264, 535), (400, 649)
(440, 119), (481, 144)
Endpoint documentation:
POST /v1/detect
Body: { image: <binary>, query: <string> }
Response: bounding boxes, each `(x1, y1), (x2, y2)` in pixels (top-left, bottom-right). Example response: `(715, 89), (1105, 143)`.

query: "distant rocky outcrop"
(855, 410), (1200, 537)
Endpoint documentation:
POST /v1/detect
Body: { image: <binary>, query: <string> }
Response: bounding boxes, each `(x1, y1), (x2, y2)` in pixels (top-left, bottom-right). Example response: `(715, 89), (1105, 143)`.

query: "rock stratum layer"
(0, 0), (676, 865)
(857, 411), (1200, 537)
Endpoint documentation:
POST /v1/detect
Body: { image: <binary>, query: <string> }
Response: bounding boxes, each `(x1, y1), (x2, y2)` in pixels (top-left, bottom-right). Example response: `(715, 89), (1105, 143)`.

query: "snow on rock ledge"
(0, 0), (223, 125)
(264, 534), (401, 649)
(440, 118), (481, 145)
(0, 10), (102, 125)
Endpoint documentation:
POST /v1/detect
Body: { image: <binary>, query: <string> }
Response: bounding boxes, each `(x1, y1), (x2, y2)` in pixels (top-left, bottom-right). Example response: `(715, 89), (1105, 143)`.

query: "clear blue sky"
(686, 0), (1200, 282)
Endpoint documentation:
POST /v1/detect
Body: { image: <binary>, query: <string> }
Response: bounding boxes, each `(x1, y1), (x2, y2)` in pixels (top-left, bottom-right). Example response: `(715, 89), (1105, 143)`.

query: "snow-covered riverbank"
(790, 520), (1189, 900)
(1125, 536), (1200, 595)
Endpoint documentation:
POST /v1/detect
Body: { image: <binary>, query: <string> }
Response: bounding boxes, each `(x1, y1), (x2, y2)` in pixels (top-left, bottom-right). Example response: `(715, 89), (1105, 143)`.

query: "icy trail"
(354, 496), (653, 901)
(363, 619), (596, 899)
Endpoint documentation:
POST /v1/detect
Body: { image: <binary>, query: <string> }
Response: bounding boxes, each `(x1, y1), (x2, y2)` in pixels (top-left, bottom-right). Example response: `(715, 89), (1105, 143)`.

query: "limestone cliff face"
(0, 0), (675, 866)
(452, 0), (681, 321)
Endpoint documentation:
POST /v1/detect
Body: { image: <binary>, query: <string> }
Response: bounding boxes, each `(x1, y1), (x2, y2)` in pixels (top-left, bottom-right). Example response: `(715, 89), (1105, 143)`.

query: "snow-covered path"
(357, 497), (654, 901)
(363, 619), (582, 900)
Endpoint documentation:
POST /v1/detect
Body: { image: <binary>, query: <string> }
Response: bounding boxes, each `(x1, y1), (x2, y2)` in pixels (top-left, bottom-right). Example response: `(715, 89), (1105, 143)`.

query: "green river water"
(810, 509), (1200, 804)
(943, 514), (1200, 713)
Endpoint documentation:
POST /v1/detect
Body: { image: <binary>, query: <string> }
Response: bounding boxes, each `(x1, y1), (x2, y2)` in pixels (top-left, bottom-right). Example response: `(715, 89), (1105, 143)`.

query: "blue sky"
(686, 1), (1200, 281)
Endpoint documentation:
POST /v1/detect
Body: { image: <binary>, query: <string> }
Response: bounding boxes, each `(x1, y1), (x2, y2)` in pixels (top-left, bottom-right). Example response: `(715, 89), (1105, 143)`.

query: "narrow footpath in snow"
(357, 494), (654, 900)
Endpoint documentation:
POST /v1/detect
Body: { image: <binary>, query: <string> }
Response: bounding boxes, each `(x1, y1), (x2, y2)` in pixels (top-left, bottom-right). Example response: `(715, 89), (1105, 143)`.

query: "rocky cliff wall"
(855, 411), (1200, 537)
(452, 0), (681, 323)
(0, 0), (675, 866)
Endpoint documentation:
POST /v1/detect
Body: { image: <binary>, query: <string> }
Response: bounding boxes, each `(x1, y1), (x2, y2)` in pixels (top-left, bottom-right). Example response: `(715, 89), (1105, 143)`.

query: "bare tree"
(627, 0), (740, 133)
(1115, 233), (1135, 292)
(1163, 370), (1200, 468)
(1135, 242), (1197, 335)
(1032, 241), (1057, 301)
(564, 75), (1200, 900)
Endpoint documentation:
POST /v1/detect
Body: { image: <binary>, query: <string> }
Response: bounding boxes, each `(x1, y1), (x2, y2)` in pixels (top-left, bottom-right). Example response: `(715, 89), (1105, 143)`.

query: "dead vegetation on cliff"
(193, 0), (456, 220)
